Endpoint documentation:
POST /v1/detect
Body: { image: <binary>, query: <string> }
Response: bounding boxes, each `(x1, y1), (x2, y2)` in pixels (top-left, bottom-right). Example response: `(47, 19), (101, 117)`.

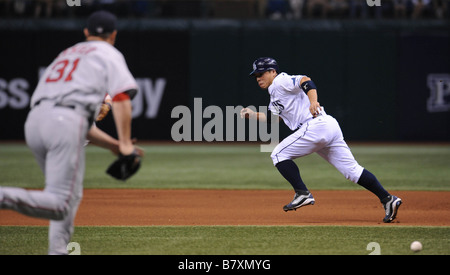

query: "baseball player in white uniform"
(241, 57), (402, 223)
(0, 10), (142, 254)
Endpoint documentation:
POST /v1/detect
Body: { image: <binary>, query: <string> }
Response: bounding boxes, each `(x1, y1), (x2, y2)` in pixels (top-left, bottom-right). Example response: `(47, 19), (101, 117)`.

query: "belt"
(55, 103), (76, 109)
(34, 98), (82, 110)
(33, 98), (94, 124)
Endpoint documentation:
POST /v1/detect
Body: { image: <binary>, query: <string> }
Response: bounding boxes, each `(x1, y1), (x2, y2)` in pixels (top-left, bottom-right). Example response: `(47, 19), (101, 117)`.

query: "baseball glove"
(96, 94), (112, 121)
(106, 150), (141, 181)
(96, 102), (111, 121)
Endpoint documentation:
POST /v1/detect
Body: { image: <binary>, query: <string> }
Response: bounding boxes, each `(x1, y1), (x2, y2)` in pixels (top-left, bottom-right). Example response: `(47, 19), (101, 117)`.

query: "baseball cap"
(249, 57), (279, 76)
(87, 10), (117, 36)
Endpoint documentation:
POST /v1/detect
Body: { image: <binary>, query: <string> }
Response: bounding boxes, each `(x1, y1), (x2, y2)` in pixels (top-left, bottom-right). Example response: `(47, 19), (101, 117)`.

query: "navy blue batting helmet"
(249, 57), (279, 76)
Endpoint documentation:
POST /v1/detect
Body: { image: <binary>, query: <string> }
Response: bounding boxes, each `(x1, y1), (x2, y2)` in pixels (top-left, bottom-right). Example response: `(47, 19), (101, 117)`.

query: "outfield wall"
(0, 19), (448, 141)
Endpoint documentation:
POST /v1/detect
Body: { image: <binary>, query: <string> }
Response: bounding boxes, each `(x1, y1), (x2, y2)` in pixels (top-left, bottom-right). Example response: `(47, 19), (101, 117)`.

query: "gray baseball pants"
(0, 101), (89, 254)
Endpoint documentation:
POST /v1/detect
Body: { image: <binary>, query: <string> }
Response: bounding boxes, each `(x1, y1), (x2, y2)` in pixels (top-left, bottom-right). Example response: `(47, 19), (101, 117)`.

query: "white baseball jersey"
(268, 72), (364, 183)
(268, 72), (314, 131)
(32, 40), (138, 118)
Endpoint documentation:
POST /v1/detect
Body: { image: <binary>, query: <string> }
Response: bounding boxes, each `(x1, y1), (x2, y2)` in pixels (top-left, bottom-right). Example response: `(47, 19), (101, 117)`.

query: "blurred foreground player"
(0, 10), (142, 254)
(241, 57), (402, 223)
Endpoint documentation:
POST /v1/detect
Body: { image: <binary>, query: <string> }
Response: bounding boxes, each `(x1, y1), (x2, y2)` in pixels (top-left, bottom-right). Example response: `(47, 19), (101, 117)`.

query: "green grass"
(1, 143), (449, 191)
(1, 143), (449, 256)
(0, 225), (449, 255)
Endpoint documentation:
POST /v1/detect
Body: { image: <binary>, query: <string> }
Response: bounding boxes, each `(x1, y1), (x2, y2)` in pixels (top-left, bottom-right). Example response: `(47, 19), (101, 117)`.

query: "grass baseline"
(1, 143), (449, 191)
(1, 143), (449, 255)
(0, 225), (449, 255)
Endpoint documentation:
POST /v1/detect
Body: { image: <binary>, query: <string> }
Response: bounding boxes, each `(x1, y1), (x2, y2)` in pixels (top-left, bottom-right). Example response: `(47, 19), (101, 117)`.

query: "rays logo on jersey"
(271, 100), (285, 115)
(427, 73), (450, 113)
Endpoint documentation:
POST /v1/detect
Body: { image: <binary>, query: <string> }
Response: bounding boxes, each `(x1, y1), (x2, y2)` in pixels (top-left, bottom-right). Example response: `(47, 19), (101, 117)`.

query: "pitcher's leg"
(0, 187), (68, 220)
(48, 193), (82, 255)
(25, 107), (47, 174)
(46, 125), (86, 255)
(1, 108), (70, 220)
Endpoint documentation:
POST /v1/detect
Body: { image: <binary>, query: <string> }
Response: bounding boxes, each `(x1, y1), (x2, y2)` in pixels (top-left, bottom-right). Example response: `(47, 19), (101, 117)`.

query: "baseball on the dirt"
(410, 241), (423, 252)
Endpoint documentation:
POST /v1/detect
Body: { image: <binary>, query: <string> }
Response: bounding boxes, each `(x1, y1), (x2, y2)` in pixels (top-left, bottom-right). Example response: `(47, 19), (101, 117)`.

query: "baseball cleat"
(382, 195), (402, 223)
(283, 192), (315, 212)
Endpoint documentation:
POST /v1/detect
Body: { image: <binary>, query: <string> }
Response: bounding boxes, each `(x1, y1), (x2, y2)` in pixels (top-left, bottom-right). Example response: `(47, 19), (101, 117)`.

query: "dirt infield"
(1, 189), (449, 226)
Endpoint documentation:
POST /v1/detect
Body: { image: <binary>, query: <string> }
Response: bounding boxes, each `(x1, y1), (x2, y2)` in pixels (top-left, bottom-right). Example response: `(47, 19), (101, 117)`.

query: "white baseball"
(410, 241), (423, 252)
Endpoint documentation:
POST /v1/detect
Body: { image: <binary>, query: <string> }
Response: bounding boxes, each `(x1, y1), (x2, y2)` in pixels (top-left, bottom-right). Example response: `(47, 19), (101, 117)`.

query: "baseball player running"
(241, 57), (402, 223)
(0, 10), (142, 254)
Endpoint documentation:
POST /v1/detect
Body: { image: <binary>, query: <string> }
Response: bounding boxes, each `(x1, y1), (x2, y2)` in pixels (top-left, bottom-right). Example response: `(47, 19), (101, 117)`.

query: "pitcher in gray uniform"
(0, 10), (142, 254)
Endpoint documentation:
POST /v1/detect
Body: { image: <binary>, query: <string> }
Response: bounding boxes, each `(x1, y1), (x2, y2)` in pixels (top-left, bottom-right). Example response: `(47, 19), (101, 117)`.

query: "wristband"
(300, 80), (317, 94)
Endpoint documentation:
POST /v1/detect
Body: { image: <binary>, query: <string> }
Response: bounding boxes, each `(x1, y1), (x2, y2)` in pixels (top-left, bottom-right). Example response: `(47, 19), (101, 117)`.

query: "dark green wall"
(189, 24), (399, 140)
(1, 19), (449, 141)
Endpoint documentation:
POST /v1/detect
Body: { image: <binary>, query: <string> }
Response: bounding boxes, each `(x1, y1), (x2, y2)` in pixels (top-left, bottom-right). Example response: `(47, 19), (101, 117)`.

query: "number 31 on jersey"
(45, 58), (80, 83)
